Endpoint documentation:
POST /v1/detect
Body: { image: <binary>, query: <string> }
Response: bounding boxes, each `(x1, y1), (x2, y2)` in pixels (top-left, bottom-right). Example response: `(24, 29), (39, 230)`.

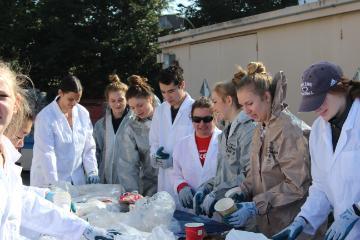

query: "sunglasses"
(191, 115), (214, 123)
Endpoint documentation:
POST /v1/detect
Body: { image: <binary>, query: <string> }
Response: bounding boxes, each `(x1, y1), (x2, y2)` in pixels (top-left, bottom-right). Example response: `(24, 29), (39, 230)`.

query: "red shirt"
(195, 135), (212, 166)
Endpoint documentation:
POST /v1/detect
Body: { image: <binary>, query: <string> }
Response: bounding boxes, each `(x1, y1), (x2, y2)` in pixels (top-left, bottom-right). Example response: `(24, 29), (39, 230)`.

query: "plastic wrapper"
(225, 229), (269, 240)
(84, 191), (176, 233)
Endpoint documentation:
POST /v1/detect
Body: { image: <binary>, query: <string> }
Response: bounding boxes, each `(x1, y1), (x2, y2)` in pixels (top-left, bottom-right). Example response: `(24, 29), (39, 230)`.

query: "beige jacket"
(240, 71), (311, 237)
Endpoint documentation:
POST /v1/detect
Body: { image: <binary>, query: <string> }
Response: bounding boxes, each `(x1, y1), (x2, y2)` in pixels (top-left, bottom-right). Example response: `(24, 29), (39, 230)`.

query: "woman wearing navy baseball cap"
(273, 61), (360, 240)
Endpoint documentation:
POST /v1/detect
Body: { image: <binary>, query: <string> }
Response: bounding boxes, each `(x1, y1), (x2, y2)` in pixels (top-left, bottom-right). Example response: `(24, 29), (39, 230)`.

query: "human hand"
(179, 186), (195, 209)
(223, 202), (258, 228)
(200, 191), (217, 218)
(83, 225), (121, 240)
(272, 216), (306, 240)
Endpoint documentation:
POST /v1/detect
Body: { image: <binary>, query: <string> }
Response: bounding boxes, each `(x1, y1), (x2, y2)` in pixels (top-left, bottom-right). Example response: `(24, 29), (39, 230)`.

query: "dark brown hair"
(191, 96), (214, 117)
(329, 77), (360, 99)
(125, 75), (154, 100)
(157, 61), (184, 86)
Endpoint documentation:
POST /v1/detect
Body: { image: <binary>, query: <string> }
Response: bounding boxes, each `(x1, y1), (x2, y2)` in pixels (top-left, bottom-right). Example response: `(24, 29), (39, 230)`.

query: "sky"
(163, 0), (193, 14)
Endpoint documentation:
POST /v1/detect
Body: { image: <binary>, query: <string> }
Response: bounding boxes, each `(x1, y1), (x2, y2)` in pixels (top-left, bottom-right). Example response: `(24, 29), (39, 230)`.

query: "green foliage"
(0, 0), (168, 98)
(179, 0), (298, 29)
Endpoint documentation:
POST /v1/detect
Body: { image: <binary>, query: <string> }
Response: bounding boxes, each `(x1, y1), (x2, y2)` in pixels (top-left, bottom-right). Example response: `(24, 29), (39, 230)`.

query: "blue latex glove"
(45, 191), (77, 213)
(272, 216), (306, 240)
(224, 202), (258, 228)
(193, 184), (213, 215)
(87, 174), (100, 184)
(179, 186), (195, 209)
(200, 191), (217, 218)
(83, 226), (121, 240)
(155, 147), (173, 169)
(325, 205), (360, 240)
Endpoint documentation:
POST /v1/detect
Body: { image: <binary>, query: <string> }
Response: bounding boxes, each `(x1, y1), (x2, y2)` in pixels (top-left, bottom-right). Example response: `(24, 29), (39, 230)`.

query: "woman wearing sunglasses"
(172, 97), (221, 213)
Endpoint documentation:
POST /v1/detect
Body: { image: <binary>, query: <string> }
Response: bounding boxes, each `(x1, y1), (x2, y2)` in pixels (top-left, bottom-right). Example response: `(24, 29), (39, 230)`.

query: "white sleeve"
(33, 114), (58, 184)
(149, 107), (161, 157)
(21, 190), (89, 240)
(22, 185), (49, 198)
(298, 132), (332, 235)
(81, 112), (98, 176)
(172, 141), (187, 193)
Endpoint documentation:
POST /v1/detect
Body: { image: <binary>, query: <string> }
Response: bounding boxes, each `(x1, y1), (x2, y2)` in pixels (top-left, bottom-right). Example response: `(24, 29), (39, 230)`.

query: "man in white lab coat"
(149, 63), (194, 206)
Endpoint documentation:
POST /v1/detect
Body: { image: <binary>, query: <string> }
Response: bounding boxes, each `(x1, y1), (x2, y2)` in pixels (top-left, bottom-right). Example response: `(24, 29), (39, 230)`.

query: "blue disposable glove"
(224, 202), (258, 228)
(272, 216), (306, 240)
(193, 184), (213, 215)
(201, 191), (217, 218)
(87, 174), (100, 184)
(325, 205), (360, 240)
(155, 147), (173, 169)
(179, 186), (195, 209)
(83, 226), (121, 240)
(45, 191), (77, 213)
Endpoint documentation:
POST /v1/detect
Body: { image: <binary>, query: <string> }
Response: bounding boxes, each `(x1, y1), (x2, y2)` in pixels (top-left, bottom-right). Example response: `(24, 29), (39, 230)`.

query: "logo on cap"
(300, 82), (313, 96)
(330, 79), (337, 87)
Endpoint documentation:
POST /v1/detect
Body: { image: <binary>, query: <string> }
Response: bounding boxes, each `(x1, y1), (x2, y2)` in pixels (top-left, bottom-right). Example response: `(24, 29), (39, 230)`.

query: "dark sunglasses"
(191, 115), (214, 123)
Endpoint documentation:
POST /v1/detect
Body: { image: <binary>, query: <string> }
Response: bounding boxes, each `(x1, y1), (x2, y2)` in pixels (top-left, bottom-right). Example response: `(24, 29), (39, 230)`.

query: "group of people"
(0, 58), (359, 240)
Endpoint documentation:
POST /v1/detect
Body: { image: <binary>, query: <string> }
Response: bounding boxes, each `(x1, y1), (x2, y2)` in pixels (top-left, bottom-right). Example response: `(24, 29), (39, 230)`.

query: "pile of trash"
(38, 183), (177, 240)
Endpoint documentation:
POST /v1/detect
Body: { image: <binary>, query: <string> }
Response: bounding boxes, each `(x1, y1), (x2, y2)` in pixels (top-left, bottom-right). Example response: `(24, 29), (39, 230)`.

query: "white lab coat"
(31, 97), (98, 187)
(172, 128), (222, 212)
(0, 135), (88, 240)
(149, 93), (194, 205)
(299, 99), (360, 239)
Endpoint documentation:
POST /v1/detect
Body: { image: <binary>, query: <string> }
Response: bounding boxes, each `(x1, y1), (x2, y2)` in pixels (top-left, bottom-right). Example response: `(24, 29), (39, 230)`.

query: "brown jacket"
(240, 71), (311, 237)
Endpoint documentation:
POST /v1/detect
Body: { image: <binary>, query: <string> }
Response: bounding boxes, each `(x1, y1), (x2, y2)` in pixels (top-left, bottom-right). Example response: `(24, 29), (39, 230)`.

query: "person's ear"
(58, 89), (63, 97)
(264, 91), (272, 103)
(225, 95), (233, 106)
(14, 93), (21, 114)
(178, 81), (185, 90)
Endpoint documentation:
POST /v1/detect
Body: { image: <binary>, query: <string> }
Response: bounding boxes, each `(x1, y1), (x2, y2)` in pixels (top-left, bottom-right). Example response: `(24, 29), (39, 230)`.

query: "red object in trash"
(119, 191), (143, 204)
(185, 222), (206, 240)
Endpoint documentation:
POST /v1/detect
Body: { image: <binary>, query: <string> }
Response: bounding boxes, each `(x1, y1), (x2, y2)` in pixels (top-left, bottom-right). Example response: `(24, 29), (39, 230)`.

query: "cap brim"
(298, 93), (326, 112)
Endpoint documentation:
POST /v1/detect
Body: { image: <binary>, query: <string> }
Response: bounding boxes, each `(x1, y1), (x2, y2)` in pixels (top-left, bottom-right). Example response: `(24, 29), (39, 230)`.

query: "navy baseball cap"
(299, 61), (343, 112)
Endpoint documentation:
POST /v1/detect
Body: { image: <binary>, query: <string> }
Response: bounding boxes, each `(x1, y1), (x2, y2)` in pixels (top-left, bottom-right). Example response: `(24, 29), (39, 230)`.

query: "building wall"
(158, 0), (360, 124)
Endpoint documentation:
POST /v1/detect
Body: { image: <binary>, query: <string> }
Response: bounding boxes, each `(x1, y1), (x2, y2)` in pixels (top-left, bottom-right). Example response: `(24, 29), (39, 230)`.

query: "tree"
(0, 0), (168, 98)
(179, 0), (298, 29)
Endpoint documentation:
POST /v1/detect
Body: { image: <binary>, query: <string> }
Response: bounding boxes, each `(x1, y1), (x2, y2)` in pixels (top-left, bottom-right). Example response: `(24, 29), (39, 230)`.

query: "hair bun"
(127, 75), (148, 87)
(108, 74), (121, 84)
(232, 66), (247, 86)
(247, 62), (266, 75)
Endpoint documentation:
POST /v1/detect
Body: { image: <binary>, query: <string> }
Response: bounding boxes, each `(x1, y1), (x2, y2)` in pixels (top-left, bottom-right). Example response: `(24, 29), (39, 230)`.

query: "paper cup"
(214, 198), (237, 217)
(185, 222), (206, 240)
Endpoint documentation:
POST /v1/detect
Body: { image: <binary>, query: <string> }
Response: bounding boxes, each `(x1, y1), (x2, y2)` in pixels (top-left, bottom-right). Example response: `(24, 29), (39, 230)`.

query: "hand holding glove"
(224, 202), (258, 228)
(325, 204), (360, 240)
(272, 216), (306, 240)
(200, 191), (217, 218)
(154, 146), (173, 169)
(87, 171), (100, 184)
(179, 186), (195, 209)
(83, 226), (121, 240)
(193, 184), (213, 215)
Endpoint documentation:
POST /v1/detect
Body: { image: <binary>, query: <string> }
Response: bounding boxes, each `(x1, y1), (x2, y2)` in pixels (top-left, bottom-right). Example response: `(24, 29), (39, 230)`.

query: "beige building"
(158, 0), (360, 124)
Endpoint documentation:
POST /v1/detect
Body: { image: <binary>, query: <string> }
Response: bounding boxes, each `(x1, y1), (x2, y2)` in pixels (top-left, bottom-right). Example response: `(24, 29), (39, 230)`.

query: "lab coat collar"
(333, 98), (359, 160)
(164, 93), (193, 125)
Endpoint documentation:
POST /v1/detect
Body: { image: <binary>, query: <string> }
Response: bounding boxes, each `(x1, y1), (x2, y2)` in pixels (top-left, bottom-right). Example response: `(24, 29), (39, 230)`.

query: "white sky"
(163, 0), (193, 14)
